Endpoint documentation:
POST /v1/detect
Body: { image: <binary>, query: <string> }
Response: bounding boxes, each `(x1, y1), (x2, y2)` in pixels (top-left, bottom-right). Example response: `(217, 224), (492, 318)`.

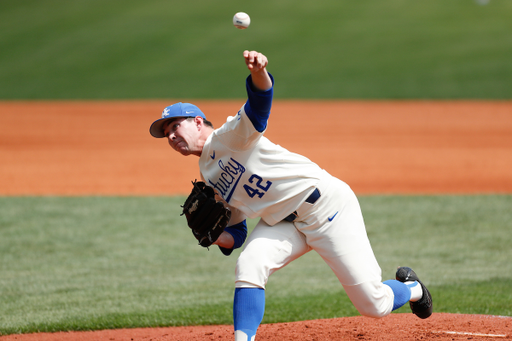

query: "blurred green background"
(1, 196), (511, 334)
(1, 0), (511, 99)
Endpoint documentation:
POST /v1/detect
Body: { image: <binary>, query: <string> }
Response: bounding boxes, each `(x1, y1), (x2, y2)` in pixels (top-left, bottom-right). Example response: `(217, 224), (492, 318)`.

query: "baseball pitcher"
(149, 50), (432, 341)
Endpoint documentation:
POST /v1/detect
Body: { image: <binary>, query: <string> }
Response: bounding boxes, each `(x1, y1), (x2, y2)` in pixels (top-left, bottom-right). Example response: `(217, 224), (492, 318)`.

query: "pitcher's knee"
(344, 281), (394, 319)
(235, 251), (270, 289)
(354, 303), (390, 318)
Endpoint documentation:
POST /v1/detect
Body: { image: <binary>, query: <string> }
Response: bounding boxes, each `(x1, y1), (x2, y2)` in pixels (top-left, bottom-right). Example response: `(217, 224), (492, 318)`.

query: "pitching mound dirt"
(1, 314), (510, 340)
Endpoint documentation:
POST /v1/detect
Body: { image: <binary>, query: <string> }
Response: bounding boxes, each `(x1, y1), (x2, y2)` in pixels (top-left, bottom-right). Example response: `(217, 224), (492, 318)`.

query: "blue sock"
(383, 280), (412, 311)
(233, 288), (265, 340)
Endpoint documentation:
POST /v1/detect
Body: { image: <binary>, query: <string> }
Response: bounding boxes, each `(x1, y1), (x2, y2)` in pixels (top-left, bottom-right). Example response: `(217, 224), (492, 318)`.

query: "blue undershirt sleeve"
(219, 220), (248, 256)
(244, 73), (274, 133)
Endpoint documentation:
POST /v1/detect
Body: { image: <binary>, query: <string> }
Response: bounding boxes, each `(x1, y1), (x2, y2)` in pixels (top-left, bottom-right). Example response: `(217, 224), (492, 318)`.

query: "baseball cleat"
(396, 266), (433, 319)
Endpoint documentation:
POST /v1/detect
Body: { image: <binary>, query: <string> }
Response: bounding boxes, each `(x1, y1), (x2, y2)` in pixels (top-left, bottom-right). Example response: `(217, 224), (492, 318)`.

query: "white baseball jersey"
(199, 105), (325, 226)
(195, 75), (395, 322)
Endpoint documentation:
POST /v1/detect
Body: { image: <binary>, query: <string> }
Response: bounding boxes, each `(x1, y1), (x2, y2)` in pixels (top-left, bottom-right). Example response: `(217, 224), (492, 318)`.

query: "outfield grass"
(0, 195), (510, 335)
(1, 0), (512, 99)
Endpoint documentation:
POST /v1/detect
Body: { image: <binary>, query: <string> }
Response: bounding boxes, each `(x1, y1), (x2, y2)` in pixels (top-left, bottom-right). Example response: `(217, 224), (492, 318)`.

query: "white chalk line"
(434, 330), (507, 338)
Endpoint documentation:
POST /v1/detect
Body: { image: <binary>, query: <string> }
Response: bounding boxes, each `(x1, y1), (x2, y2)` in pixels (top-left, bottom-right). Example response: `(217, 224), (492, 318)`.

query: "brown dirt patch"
(1, 100), (511, 195)
(1, 101), (511, 340)
(1, 314), (511, 340)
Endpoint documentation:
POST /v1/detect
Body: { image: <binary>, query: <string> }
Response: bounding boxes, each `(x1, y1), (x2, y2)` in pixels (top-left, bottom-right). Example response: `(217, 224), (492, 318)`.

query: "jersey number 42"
(243, 174), (272, 199)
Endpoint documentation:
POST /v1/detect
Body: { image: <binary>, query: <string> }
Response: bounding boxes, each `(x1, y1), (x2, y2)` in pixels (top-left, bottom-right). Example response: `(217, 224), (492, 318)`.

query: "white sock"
(405, 281), (423, 302)
(235, 330), (255, 341)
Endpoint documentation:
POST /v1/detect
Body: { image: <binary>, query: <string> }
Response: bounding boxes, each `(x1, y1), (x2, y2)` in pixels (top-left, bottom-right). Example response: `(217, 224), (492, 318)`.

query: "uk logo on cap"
(149, 102), (206, 138)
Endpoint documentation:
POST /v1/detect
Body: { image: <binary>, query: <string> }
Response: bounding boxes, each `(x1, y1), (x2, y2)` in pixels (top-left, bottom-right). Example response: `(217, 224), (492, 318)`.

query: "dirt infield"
(1, 100), (511, 195)
(0, 314), (510, 341)
(1, 101), (511, 340)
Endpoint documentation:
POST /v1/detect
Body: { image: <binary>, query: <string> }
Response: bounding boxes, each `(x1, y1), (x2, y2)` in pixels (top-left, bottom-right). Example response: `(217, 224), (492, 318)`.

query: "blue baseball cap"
(149, 102), (206, 138)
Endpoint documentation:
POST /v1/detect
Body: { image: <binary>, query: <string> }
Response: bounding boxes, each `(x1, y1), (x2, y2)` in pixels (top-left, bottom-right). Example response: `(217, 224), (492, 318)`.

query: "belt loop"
(283, 211), (298, 222)
(305, 188), (321, 204)
(283, 188), (321, 222)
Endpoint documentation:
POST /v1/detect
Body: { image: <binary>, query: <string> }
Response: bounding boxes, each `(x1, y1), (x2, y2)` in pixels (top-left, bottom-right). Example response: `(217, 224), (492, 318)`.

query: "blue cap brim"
(149, 117), (174, 138)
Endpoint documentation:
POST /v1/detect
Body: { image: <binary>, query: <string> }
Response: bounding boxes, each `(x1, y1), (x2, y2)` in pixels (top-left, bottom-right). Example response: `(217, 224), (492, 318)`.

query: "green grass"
(0, 195), (511, 335)
(1, 0), (512, 99)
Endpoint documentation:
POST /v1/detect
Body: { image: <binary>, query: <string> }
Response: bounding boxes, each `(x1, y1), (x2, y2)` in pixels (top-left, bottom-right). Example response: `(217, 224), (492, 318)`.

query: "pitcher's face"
(163, 117), (201, 156)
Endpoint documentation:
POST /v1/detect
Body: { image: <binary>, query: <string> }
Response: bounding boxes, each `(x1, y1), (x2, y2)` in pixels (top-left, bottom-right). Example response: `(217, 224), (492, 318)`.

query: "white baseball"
(233, 12), (250, 29)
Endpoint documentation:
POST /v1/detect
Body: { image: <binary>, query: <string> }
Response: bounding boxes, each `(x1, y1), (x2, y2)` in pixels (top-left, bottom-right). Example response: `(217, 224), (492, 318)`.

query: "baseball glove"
(181, 180), (231, 248)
